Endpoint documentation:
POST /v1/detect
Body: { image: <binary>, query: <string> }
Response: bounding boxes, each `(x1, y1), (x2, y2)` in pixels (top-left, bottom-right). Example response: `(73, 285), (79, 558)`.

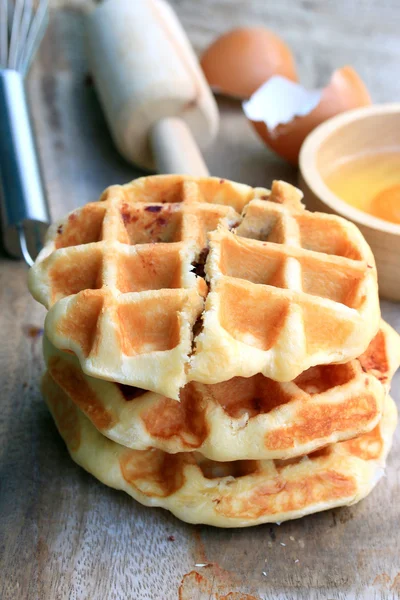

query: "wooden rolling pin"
(86, 0), (219, 176)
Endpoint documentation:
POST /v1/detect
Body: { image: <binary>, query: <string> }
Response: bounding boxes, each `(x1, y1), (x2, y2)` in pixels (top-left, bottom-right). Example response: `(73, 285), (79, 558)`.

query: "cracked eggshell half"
(244, 67), (371, 165)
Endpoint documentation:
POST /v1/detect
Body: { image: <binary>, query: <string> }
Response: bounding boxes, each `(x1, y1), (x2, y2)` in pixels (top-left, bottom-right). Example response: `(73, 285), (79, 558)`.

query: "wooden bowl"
(299, 103), (400, 301)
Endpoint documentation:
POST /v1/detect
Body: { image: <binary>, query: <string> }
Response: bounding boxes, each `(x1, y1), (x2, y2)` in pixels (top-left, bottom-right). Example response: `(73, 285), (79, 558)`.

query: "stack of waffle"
(29, 175), (400, 527)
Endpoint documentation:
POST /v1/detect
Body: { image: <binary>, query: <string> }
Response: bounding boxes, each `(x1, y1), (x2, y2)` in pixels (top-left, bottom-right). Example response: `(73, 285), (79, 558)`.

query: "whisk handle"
(0, 69), (50, 264)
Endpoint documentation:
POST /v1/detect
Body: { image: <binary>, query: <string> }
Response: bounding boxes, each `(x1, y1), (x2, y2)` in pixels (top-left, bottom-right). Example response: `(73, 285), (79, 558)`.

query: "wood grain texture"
(1, 1), (400, 598)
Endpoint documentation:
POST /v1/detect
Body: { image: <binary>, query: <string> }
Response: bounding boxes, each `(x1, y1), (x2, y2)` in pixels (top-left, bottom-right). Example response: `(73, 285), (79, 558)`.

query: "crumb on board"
(23, 325), (44, 339)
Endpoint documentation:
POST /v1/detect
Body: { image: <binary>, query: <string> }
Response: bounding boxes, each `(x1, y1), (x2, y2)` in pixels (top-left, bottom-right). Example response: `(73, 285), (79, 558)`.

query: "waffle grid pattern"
(44, 322), (400, 461)
(29, 175), (380, 398)
(31, 179), (257, 398)
(43, 371), (397, 528)
(189, 194), (380, 384)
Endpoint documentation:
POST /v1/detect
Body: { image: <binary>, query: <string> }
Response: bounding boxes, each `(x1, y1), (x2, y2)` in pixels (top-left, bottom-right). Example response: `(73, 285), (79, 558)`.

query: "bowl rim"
(299, 102), (400, 235)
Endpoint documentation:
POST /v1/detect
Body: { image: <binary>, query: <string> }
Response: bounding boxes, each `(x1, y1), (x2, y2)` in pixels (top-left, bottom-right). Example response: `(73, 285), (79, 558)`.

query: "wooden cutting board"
(1, 1), (400, 598)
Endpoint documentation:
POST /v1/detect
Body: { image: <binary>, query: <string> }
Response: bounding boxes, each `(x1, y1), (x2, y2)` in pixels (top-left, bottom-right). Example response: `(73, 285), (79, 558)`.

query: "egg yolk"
(370, 185), (400, 224)
(324, 152), (400, 225)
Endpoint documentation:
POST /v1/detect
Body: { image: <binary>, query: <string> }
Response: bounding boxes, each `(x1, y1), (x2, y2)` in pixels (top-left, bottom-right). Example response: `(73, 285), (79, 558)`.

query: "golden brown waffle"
(42, 372), (397, 528)
(43, 321), (399, 461)
(29, 175), (380, 398)
(29, 176), (271, 398)
(190, 189), (380, 384)
(28, 178), (248, 398)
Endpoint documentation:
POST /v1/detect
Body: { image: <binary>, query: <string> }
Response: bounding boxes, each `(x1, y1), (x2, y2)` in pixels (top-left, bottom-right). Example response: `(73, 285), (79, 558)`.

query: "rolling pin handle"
(150, 117), (210, 177)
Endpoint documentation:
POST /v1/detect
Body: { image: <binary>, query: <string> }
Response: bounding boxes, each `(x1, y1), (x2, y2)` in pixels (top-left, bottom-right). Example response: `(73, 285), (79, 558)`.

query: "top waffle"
(190, 190), (380, 384)
(29, 175), (380, 399)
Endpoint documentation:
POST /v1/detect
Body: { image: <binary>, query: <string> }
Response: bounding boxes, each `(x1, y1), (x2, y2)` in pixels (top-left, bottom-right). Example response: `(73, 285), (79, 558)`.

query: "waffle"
(29, 175), (380, 399)
(29, 176), (271, 399)
(43, 321), (400, 461)
(189, 191), (380, 384)
(42, 372), (397, 528)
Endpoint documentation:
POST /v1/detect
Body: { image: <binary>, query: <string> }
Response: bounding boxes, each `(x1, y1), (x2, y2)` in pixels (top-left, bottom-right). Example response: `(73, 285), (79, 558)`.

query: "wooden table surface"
(1, 1), (400, 598)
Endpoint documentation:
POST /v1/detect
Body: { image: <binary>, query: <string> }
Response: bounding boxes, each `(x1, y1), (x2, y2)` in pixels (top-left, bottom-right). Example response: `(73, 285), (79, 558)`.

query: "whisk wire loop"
(21, 0), (48, 75)
(0, 0), (8, 67)
(0, 0), (48, 75)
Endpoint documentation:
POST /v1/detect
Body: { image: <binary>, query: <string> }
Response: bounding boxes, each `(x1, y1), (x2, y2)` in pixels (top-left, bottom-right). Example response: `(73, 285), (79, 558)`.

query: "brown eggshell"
(251, 66), (372, 165)
(201, 27), (298, 99)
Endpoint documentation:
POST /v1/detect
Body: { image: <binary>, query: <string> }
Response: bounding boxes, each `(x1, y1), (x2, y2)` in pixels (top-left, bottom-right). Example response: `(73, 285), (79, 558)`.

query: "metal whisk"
(0, 0), (49, 266)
